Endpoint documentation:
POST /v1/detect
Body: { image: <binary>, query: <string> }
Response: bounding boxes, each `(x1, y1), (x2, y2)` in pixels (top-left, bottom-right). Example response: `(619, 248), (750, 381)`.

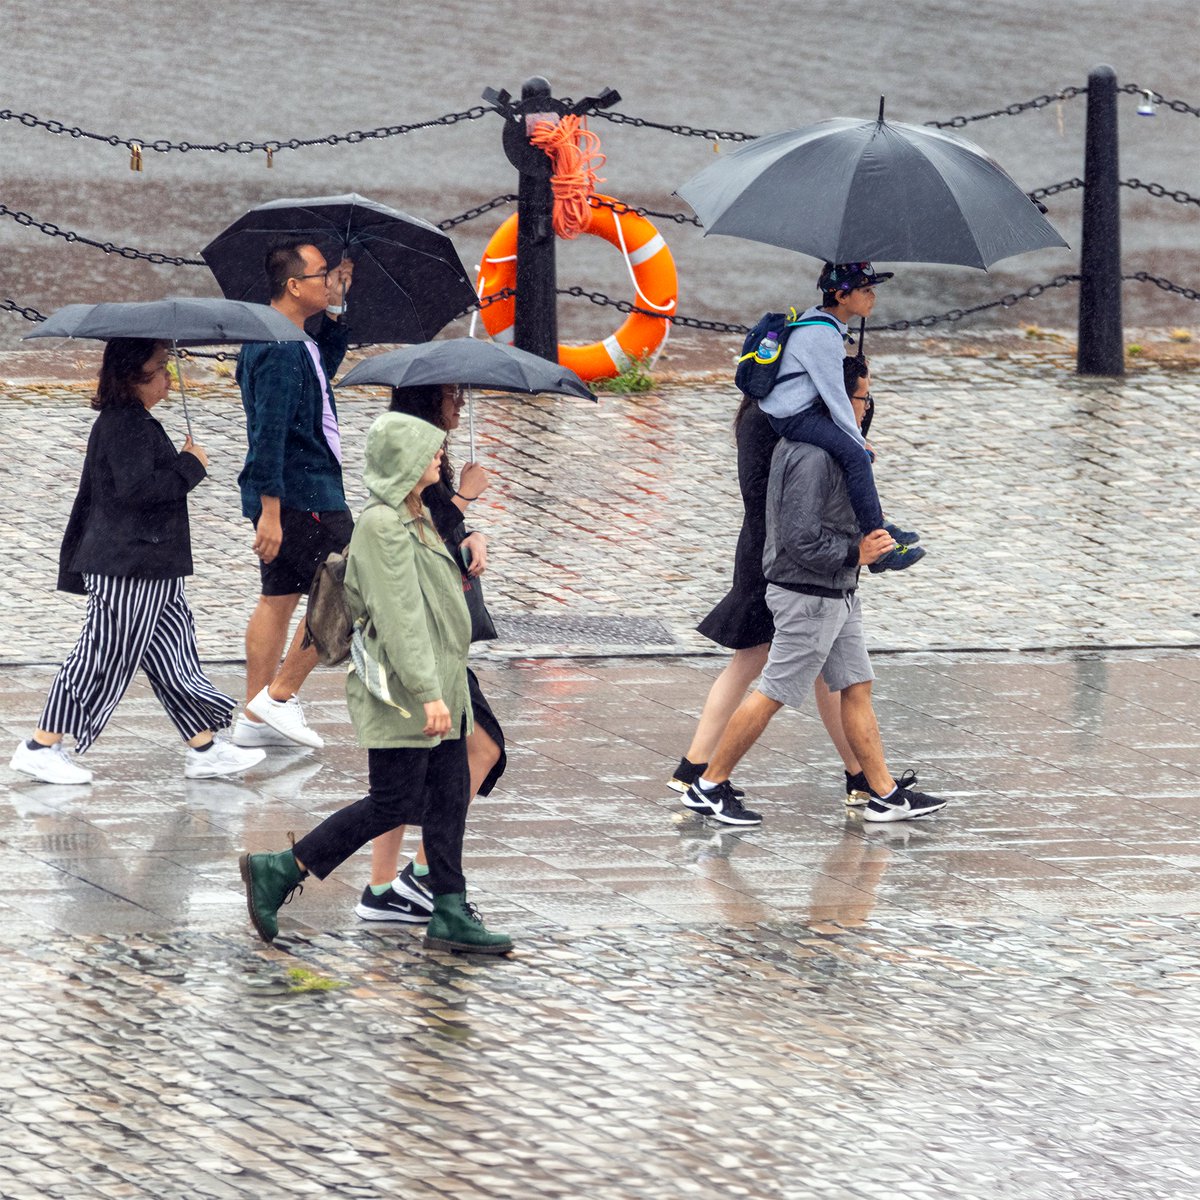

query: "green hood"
(362, 413), (446, 511)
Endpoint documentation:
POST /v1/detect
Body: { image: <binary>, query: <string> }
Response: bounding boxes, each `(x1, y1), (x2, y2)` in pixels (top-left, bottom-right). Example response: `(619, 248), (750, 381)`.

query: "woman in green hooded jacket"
(239, 413), (512, 954)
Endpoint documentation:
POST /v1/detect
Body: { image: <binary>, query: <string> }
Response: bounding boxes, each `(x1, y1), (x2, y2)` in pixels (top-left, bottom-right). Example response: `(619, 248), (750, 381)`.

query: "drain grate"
(491, 613), (675, 647)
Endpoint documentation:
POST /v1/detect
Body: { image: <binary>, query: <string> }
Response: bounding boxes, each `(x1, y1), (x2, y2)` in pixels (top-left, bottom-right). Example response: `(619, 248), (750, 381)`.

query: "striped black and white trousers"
(40, 574), (235, 754)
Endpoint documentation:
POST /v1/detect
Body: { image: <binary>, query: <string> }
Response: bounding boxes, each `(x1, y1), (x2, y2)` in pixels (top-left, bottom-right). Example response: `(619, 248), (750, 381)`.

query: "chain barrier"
(0, 202), (205, 265)
(556, 275), (1086, 333)
(1, 297), (47, 323)
(1029, 178), (1085, 201)
(0, 105), (491, 160)
(925, 87), (1088, 129)
(1118, 86), (1200, 118)
(1121, 179), (1200, 208)
(588, 195), (703, 227)
(436, 194), (518, 230)
(1123, 273), (1200, 302)
(592, 109), (758, 143)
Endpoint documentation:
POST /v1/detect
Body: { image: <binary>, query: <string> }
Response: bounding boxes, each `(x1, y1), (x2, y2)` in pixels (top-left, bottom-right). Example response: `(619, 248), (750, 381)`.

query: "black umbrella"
(677, 108), (1067, 269)
(25, 297), (308, 436)
(200, 193), (478, 345)
(340, 338), (596, 459)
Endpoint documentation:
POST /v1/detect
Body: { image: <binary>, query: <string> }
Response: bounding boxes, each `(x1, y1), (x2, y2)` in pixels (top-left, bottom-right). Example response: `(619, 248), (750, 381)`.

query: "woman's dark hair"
(389, 384), (454, 489)
(842, 354), (869, 396)
(92, 338), (163, 411)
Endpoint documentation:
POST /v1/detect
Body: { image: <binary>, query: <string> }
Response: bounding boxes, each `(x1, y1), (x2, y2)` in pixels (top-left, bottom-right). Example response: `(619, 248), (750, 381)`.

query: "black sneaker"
(668, 756), (705, 793)
(396, 861), (434, 908)
(844, 770), (872, 807)
(869, 543), (926, 573)
(883, 521), (921, 545)
(671, 758), (746, 799)
(863, 782), (946, 823)
(355, 863), (434, 924)
(683, 780), (763, 827)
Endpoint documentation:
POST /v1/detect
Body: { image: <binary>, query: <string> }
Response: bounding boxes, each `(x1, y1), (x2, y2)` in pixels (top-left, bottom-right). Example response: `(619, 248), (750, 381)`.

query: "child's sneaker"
(869, 543), (926, 573)
(883, 522), (920, 545)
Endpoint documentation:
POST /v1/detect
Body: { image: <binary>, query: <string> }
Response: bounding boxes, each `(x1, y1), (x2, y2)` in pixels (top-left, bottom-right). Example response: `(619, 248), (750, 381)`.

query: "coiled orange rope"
(529, 115), (606, 239)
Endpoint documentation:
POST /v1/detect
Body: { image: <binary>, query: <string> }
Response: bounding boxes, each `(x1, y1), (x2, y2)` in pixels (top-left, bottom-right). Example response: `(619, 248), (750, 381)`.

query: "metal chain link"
(1, 297), (48, 323)
(1121, 179), (1200, 208)
(0, 202), (205, 265)
(557, 275), (1086, 333)
(0, 105), (491, 157)
(1117, 86), (1200, 118)
(588, 195), (703, 227)
(925, 87), (1088, 128)
(592, 109), (758, 142)
(437, 194), (518, 230)
(1123, 273), (1200, 302)
(1029, 178), (1085, 201)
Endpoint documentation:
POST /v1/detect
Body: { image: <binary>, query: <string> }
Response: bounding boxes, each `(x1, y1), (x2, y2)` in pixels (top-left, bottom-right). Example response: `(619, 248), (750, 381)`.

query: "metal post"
(512, 76), (558, 361)
(1077, 64), (1124, 377)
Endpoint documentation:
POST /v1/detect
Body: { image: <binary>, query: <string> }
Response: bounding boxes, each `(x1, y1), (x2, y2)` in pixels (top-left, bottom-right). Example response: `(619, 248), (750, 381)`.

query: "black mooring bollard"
(1077, 64), (1125, 377)
(511, 76), (559, 362)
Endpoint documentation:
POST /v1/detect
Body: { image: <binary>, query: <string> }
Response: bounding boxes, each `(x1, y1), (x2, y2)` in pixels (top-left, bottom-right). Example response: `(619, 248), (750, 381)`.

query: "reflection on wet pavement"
(2, 651), (1199, 1196)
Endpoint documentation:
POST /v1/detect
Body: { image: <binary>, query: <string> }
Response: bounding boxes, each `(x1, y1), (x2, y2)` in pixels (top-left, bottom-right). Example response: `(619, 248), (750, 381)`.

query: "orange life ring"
(476, 194), (677, 381)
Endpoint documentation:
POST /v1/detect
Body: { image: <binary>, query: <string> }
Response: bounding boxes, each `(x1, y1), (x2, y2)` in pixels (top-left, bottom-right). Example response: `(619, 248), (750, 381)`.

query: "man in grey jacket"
(683, 359), (946, 826)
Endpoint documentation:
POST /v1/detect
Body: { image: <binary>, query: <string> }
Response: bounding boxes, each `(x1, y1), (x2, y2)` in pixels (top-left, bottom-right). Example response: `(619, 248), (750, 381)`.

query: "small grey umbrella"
(677, 109), (1067, 269)
(340, 338), (596, 459)
(25, 297), (309, 436)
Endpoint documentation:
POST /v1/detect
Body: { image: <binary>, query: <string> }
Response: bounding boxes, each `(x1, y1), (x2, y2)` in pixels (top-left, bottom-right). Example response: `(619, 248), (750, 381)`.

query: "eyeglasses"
(291, 271), (329, 282)
(853, 392), (874, 406)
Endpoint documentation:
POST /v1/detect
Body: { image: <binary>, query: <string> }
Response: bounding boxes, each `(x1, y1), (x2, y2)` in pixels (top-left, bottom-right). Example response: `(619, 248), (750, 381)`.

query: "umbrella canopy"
(340, 339), (596, 401)
(24, 297), (309, 437)
(200, 193), (478, 344)
(677, 116), (1067, 269)
(23, 297), (310, 346)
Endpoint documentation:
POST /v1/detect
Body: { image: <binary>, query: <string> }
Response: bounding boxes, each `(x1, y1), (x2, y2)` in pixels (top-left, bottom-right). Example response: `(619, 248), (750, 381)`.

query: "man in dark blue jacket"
(233, 240), (354, 750)
(683, 360), (947, 827)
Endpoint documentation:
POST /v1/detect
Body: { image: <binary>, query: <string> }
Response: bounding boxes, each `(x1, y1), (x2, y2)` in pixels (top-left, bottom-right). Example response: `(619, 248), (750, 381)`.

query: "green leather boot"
(239, 849), (306, 943)
(424, 892), (513, 955)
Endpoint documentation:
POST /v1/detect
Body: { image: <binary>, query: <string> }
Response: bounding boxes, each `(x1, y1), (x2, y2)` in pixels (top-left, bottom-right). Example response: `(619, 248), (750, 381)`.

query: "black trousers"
(291, 733), (469, 895)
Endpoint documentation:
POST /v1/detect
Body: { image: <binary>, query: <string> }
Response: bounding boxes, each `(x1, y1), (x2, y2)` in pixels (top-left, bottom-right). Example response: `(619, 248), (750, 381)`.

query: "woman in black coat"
(9, 338), (265, 786)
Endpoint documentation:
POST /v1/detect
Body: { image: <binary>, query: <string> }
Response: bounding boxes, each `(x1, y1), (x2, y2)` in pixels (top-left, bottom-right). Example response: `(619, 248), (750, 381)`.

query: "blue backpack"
(735, 310), (842, 400)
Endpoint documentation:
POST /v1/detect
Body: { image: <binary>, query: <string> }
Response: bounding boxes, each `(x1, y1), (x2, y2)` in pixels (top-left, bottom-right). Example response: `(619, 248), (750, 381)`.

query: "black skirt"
(696, 404), (777, 651)
(467, 667), (507, 796)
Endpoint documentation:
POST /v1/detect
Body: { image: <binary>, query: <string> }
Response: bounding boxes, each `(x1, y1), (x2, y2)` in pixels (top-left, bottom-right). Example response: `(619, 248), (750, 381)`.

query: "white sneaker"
(10, 739), (92, 787)
(231, 713), (298, 748)
(9, 740), (93, 785)
(184, 738), (267, 780)
(245, 687), (325, 749)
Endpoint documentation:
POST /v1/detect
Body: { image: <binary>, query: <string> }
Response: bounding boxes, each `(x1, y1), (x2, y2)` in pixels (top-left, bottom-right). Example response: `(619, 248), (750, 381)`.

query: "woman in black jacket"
(9, 338), (266, 786)
(352, 382), (508, 924)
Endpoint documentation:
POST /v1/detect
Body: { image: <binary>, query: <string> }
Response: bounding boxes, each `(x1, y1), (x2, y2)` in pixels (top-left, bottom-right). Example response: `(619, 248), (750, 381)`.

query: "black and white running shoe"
(355, 862), (435, 923)
(844, 770), (872, 806)
(669, 757), (745, 799)
(683, 780), (763, 827)
(863, 782), (946, 823)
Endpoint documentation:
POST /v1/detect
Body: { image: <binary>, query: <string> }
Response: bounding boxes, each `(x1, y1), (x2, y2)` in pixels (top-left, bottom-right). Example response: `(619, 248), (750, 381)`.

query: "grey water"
(2, 0), (1198, 352)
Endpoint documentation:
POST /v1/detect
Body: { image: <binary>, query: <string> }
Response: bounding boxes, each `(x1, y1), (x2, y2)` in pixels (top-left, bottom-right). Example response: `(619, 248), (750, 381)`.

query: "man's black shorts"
(256, 507), (354, 597)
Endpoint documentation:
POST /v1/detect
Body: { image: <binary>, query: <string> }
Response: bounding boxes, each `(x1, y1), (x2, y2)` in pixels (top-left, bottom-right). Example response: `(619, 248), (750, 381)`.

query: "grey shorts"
(759, 585), (875, 709)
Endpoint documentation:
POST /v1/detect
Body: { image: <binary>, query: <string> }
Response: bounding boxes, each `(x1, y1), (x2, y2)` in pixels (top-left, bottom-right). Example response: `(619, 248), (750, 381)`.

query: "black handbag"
(449, 523), (497, 643)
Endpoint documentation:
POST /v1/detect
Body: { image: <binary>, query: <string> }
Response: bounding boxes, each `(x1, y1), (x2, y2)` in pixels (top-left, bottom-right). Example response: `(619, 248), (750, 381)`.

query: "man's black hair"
(264, 240), (314, 301)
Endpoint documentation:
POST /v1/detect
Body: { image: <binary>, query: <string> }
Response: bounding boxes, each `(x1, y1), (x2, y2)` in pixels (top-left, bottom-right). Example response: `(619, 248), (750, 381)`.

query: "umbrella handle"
(171, 341), (194, 440)
(467, 387), (476, 462)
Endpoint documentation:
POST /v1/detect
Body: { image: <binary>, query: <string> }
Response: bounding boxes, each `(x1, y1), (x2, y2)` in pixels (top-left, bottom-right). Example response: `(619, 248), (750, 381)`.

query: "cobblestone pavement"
(2, 351), (1198, 663)
(3, 651), (1200, 1199)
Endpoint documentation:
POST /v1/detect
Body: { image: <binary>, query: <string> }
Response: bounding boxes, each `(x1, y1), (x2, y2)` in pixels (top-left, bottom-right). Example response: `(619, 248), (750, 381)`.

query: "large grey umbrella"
(25, 297), (309, 436)
(677, 112), (1067, 269)
(341, 338), (596, 459)
(200, 193), (477, 344)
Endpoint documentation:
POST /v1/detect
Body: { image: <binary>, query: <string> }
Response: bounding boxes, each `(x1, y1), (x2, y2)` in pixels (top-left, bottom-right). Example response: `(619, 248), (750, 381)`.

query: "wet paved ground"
(2, 354), (1200, 1197)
